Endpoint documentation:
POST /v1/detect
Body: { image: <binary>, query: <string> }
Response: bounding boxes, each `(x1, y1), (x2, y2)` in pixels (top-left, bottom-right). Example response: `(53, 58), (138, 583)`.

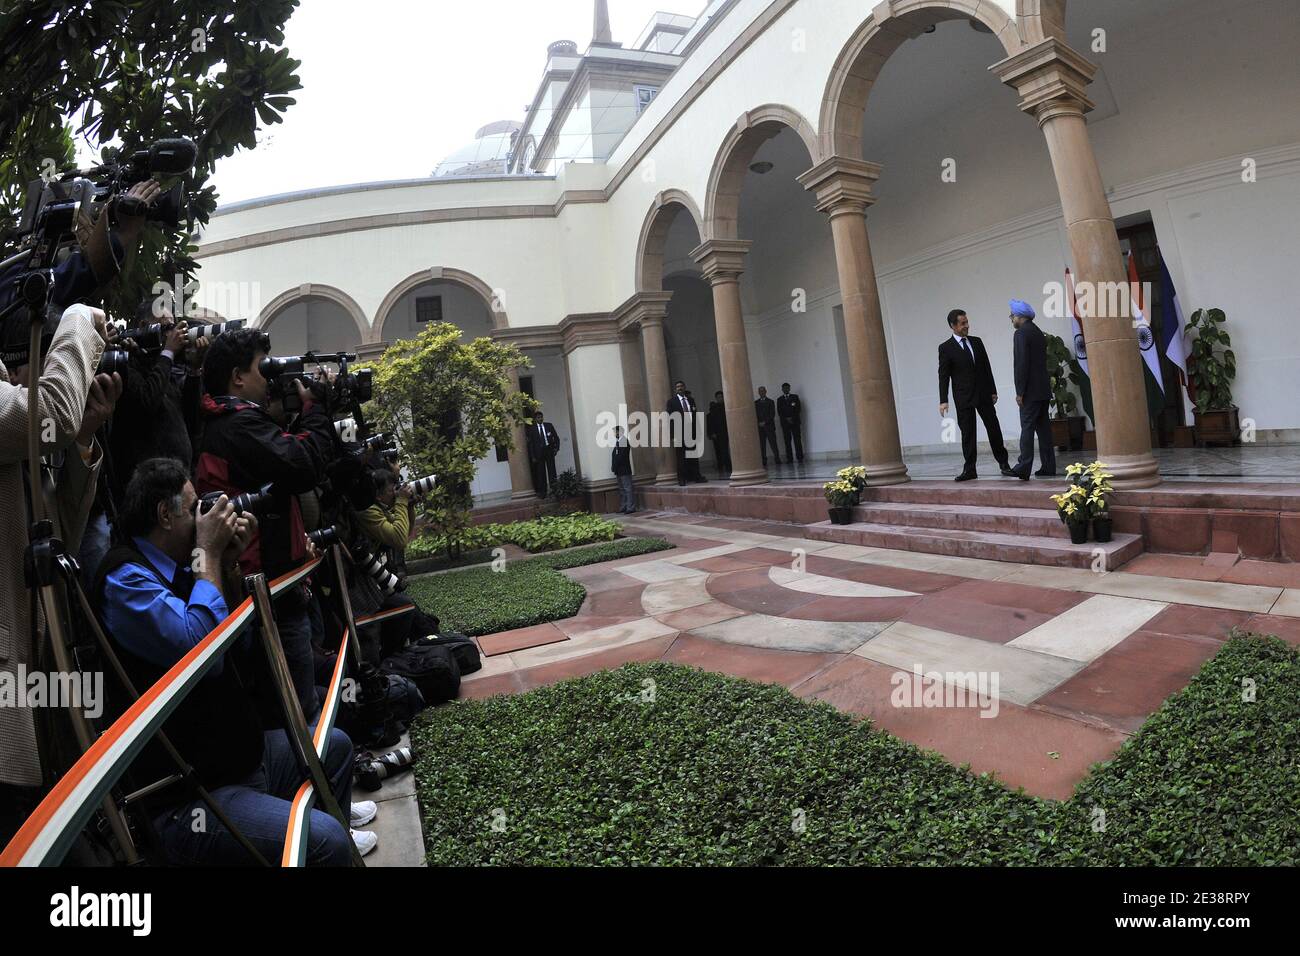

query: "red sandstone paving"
(1238, 614), (1300, 646)
(575, 584), (649, 618)
(941, 579), (1089, 616)
(560, 566), (646, 593)
(476, 622), (569, 657)
(705, 567), (773, 597)
(684, 554), (779, 573)
(717, 583), (822, 616)
(782, 595), (922, 623)
(838, 563), (969, 593)
(794, 656), (1126, 800)
(901, 594), (1053, 643)
(515, 635), (680, 689)
(722, 547), (802, 566)
(655, 601), (747, 631)
(662, 633), (841, 689)
(1143, 603), (1252, 640)
(1122, 553), (1227, 581)
(1221, 560), (1300, 589)
(555, 614), (646, 637)
(1034, 630), (1223, 734)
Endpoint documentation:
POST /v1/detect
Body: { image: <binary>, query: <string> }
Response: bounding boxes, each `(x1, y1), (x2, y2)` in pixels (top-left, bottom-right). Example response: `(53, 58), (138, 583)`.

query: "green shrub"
(413, 635), (1300, 865)
(409, 511), (620, 558)
(539, 537), (673, 570)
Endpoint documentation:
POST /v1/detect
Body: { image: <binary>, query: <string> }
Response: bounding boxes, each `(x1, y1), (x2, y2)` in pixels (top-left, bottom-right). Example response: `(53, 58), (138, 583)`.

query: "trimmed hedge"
(408, 512), (621, 559)
(403, 536), (672, 636)
(412, 634), (1300, 865)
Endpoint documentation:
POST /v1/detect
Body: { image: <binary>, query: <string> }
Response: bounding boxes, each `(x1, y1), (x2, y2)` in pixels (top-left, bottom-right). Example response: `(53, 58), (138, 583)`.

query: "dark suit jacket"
(526, 421), (560, 462)
(776, 393), (802, 424)
(666, 393), (696, 416)
(755, 396), (776, 426)
(1013, 319), (1051, 401)
(938, 335), (999, 410)
(706, 401), (727, 439)
(611, 440), (632, 476)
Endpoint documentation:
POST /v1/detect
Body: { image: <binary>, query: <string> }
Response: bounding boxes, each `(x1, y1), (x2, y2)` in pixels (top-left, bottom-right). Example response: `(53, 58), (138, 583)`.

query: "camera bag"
(381, 642), (461, 706)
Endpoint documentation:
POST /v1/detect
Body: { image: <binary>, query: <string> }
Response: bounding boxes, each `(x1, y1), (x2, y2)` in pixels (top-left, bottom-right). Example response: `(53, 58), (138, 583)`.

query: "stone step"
(804, 520), (1144, 570)
(860, 480), (1064, 510)
(850, 500), (1066, 536)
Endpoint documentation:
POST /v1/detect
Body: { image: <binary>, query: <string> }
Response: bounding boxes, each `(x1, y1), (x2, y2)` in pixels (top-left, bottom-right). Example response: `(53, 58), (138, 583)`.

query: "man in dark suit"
(938, 309), (1013, 482)
(1008, 299), (1056, 480)
(777, 383), (804, 464)
(755, 386), (780, 467)
(611, 424), (635, 514)
(666, 380), (706, 485)
(526, 410), (561, 495)
(706, 390), (731, 476)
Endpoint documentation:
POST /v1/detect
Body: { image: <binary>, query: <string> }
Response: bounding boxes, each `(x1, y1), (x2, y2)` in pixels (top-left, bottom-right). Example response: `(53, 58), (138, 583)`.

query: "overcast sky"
(205, 0), (696, 205)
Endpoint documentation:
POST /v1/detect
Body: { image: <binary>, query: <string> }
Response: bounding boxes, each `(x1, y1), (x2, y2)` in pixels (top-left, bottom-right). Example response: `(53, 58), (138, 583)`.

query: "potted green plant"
(542, 468), (585, 515)
(1046, 334), (1087, 451)
(1185, 308), (1239, 446)
(824, 478), (857, 525)
(1050, 483), (1090, 544)
(1067, 460), (1115, 542)
(835, 465), (869, 505)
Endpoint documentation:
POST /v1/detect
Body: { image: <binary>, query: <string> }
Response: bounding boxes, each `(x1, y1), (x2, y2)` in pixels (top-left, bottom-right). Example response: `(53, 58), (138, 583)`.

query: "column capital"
(613, 290), (672, 333)
(990, 37), (1097, 125)
(796, 157), (882, 214)
(690, 238), (752, 284)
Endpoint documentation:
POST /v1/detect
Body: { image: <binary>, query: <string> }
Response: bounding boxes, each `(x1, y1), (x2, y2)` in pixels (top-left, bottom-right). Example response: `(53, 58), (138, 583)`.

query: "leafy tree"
(365, 322), (537, 558)
(0, 1), (301, 315)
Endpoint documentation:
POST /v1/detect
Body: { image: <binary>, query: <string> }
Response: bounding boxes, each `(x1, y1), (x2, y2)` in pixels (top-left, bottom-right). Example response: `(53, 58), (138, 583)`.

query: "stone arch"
(372, 267), (508, 344)
(1017, 0), (1067, 43)
(819, 0), (1024, 160)
(635, 189), (706, 292)
(257, 283), (369, 343)
(702, 104), (822, 241)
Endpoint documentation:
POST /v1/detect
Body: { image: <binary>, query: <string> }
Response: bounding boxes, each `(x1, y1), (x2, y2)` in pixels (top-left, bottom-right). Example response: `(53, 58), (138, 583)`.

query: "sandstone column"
(505, 366), (537, 501)
(691, 239), (768, 486)
(637, 305), (679, 484)
(994, 39), (1161, 488)
(798, 158), (909, 486)
(618, 332), (652, 478)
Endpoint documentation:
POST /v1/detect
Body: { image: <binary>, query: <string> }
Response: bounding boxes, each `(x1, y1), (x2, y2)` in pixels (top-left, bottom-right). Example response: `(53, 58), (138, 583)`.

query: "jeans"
(151, 727), (355, 866)
(275, 600), (321, 723)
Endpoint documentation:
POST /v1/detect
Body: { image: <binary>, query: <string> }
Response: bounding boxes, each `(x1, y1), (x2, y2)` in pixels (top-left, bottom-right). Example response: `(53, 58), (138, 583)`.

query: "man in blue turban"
(1008, 298), (1056, 479)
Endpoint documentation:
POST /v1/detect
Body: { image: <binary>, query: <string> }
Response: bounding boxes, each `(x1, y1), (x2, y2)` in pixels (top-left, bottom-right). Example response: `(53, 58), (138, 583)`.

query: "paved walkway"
(459, 512), (1300, 801)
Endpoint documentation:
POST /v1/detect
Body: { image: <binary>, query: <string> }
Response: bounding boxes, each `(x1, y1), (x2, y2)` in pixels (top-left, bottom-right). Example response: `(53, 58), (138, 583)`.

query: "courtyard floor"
(457, 511), (1300, 801)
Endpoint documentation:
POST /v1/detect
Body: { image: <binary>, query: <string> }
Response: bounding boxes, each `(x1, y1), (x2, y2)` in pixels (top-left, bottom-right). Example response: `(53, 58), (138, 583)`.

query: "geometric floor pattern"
(458, 512), (1300, 800)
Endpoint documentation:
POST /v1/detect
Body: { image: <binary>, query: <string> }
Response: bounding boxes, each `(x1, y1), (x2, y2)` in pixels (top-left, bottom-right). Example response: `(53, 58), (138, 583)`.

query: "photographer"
(0, 303), (120, 838)
(195, 328), (336, 721)
(357, 469), (414, 575)
(96, 458), (375, 864)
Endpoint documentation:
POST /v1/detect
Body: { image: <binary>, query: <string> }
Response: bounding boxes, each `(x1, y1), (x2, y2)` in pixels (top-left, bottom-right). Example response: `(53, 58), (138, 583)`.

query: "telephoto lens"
(186, 319), (243, 342)
(198, 487), (272, 516)
(119, 322), (166, 351)
(96, 348), (129, 379)
(258, 355), (306, 380)
(402, 474), (438, 497)
(356, 548), (402, 595)
(362, 432), (393, 451)
(333, 417), (357, 438)
(307, 526), (339, 550)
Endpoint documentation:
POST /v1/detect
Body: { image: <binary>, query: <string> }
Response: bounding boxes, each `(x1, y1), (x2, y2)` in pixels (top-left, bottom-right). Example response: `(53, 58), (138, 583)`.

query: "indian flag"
(1064, 268), (1094, 424)
(1128, 251), (1164, 393)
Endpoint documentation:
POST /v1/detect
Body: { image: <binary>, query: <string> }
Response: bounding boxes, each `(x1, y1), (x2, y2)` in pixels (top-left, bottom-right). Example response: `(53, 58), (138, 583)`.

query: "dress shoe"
(1011, 466), (1030, 481)
(1034, 469), (1057, 478)
(999, 466), (1016, 477)
(954, 472), (977, 482)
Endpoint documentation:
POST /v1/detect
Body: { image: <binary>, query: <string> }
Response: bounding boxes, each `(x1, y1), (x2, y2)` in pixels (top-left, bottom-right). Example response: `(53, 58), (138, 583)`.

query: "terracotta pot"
(1068, 521), (1089, 544)
(1092, 516), (1113, 543)
(1192, 406), (1241, 448)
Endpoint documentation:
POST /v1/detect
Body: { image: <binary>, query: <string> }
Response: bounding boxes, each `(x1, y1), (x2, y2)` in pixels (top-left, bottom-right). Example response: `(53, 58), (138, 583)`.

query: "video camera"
(260, 351), (372, 418)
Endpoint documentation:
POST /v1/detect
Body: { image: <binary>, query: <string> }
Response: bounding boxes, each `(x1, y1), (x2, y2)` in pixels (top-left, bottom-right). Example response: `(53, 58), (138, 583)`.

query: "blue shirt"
(102, 537), (231, 674)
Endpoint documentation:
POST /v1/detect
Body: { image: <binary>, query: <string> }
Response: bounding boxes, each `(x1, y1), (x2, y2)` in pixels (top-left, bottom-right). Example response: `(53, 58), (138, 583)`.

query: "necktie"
(962, 338), (974, 363)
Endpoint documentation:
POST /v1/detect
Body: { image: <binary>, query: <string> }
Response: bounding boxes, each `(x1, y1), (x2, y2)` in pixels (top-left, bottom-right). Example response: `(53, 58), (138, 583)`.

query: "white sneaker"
(350, 800), (377, 828)
(350, 828), (378, 857)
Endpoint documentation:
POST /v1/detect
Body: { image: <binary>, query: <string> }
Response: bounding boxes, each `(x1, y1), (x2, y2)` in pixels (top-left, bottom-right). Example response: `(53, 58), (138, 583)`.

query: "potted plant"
(1045, 334), (1087, 451)
(835, 465), (869, 505)
(541, 468), (585, 515)
(823, 479), (857, 525)
(1185, 308), (1239, 447)
(1067, 460), (1115, 542)
(1050, 483), (1090, 544)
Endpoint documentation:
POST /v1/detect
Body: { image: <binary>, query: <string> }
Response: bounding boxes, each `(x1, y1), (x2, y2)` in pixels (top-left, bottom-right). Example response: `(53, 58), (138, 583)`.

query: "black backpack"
(381, 642), (461, 706)
(419, 631), (482, 675)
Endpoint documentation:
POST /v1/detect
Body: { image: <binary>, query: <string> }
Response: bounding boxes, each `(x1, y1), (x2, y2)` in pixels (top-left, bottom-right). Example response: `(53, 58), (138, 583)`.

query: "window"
(415, 295), (443, 324)
(634, 85), (659, 114)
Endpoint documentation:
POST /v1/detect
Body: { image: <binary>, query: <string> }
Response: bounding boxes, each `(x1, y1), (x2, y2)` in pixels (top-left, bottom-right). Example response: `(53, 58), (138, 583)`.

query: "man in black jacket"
(195, 328), (337, 720)
(755, 386), (780, 467)
(777, 383), (804, 464)
(938, 309), (1013, 481)
(706, 390), (731, 476)
(525, 410), (560, 496)
(1008, 299), (1056, 480)
(611, 424), (635, 514)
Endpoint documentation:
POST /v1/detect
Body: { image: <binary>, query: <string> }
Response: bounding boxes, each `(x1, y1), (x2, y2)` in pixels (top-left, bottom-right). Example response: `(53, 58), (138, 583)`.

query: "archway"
(257, 284), (369, 354)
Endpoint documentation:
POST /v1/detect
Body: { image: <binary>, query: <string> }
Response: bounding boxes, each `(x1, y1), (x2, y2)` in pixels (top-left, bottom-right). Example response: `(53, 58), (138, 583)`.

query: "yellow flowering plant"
(836, 466), (869, 492)
(823, 478), (858, 507)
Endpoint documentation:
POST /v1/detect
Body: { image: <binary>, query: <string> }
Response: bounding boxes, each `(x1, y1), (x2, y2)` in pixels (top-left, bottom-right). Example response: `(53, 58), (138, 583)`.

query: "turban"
(1009, 298), (1036, 319)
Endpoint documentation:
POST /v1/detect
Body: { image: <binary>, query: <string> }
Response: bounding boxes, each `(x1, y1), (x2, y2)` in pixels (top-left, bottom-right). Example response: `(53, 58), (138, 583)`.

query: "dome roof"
(432, 120), (523, 178)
